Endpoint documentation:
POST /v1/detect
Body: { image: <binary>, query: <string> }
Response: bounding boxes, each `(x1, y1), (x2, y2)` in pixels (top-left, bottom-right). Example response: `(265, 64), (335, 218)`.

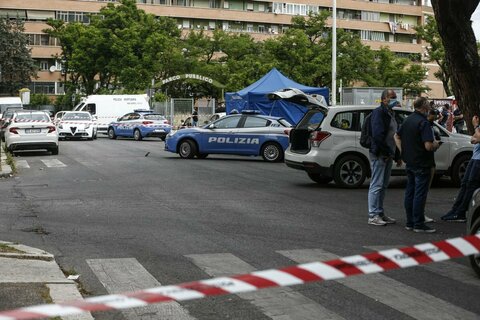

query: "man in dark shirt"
(452, 103), (465, 134)
(192, 106), (199, 127)
(394, 97), (440, 233)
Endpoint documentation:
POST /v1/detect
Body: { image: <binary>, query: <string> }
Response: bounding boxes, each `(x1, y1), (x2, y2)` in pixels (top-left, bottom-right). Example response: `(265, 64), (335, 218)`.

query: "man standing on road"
(367, 89), (401, 226)
(395, 97), (440, 233)
(452, 102), (465, 134)
(192, 106), (199, 127)
(441, 115), (480, 222)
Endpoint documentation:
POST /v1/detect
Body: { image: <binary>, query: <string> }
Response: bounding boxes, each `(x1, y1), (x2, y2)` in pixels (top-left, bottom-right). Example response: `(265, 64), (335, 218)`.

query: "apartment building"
(0, 0), (444, 98)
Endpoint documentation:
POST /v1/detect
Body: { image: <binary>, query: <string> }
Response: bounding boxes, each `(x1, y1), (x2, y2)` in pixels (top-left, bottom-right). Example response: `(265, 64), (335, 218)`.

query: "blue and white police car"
(165, 111), (292, 162)
(107, 110), (172, 141)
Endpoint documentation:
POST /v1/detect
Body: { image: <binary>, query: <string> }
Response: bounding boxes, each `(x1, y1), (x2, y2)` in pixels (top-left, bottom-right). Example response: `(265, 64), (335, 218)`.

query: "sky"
(472, 4), (480, 39)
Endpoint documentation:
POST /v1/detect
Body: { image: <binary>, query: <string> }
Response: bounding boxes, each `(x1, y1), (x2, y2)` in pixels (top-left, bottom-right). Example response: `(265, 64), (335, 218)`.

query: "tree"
(431, 0), (480, 133)
(29, 94), (51, 107)
(415, 15), (452, 96)
(0, 18), (37, 95)
(367, 47), (429, 97)
(45, 0), (181, 95)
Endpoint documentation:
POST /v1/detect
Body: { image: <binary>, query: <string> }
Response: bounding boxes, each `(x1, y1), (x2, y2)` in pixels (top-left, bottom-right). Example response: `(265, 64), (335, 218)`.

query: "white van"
(73, 95), (150, 134)
(0, 97), (23, 118)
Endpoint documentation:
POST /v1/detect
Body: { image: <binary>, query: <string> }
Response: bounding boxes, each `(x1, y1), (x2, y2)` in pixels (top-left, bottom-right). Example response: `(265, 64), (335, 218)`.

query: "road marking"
(86, 258), (194, 320)
(277, 248), (479, 320)
(186, 253), (344, 320)
(367, 245), (480, 289)
(15, 160), (30, 168)
(41, 159), (66, 168)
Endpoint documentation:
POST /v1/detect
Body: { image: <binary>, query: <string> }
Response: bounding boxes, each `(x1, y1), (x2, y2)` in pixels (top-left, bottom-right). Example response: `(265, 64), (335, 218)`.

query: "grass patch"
(60, 266), (92, 297)
(0, 243), (24, 253)
(2, 144), (16, 174)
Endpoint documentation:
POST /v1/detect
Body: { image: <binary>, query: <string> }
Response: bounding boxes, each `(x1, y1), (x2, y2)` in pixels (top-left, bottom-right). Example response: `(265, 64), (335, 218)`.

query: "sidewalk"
(0, 241), (94, 319)
(0, 142), (13, 178)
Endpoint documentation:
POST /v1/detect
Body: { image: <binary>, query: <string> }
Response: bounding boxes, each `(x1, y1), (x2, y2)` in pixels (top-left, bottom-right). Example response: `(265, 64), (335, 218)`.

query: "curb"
(0, 241), (94, 320)
(0, 142), (13, 178)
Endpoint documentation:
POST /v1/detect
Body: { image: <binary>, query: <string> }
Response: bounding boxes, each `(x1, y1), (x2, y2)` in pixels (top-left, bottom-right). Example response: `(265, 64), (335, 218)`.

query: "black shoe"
(405, 225), (413, 231)
(413, 224), (436, 233)
(441, 214), (466, 223)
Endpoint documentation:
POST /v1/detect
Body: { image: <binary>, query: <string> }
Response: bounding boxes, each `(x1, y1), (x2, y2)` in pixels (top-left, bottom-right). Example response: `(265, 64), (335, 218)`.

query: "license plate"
(154, 129), (165, 132)
(25, 129), (41, 134)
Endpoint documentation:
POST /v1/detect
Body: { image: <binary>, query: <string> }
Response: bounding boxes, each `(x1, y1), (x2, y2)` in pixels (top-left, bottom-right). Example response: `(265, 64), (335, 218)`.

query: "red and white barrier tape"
(0, 234), (479, 320)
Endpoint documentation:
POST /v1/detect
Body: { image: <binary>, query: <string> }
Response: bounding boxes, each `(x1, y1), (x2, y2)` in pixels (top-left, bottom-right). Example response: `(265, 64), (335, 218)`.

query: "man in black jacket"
(367, 89), (402, 226)
(395, 97), (440, 233)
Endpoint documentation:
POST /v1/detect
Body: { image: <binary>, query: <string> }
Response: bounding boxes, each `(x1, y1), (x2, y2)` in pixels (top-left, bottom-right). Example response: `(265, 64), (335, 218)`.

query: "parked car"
(4, 110), (59, 155)
(165, 111), (292, 162)
(53, 111), (67, 126)
(208, 112), (226, 123)
(107, 110), (172, 141)
(467, 188), (480, 277)
(1, 108), (22, 141)
(271, 89), (473, 188)
(57, 111), (97, 140)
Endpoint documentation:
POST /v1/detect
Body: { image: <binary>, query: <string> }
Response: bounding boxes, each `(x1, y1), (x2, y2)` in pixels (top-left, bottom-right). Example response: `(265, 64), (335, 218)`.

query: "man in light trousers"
(368, 89), (402, 226)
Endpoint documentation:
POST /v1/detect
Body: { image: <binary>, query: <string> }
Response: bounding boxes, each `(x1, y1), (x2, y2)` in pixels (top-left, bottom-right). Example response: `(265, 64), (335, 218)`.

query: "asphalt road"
(0, 137), (478, 320)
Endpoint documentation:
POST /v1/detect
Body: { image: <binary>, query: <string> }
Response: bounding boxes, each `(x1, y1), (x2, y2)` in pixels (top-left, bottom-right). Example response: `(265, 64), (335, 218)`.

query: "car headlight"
(168, 130), (177, 137)
(85, 124), (91, 129)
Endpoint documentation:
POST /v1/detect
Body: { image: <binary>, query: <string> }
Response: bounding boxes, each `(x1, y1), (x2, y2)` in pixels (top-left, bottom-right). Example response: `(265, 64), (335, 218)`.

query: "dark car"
(466, 189), (480, 277)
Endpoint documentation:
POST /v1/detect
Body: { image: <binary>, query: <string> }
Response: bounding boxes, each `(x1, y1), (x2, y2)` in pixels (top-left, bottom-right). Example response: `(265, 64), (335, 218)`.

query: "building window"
(39, 61), (49, 71)
(258, 25), (265, 33)
(27, 34), (58, 46)
(28, 82), (56, 95)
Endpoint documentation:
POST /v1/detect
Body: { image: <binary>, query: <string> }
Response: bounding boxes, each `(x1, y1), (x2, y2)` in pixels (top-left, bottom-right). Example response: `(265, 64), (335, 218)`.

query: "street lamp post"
(332, 0), (337, 106)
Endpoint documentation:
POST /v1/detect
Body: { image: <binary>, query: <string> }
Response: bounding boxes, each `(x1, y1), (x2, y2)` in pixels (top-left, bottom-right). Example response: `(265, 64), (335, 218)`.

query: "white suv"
(285, 105), (473, 188)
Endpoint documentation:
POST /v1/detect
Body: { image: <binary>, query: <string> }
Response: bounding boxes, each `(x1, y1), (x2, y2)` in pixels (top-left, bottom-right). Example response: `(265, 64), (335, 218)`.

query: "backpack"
(360, 113), (372, 149)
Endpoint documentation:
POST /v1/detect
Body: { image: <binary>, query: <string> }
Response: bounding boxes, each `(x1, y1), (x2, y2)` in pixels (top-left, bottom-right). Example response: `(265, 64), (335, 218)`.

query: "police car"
(107, 110), (172, 141)
(165, 111), (292, 162)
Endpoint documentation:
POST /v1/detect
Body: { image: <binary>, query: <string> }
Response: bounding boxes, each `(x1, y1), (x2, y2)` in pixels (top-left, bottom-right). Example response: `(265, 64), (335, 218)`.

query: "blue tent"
(225, 68), (329, 124)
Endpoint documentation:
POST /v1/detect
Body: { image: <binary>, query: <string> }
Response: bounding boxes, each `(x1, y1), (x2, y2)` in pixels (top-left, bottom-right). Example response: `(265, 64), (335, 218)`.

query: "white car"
(276, 92), (472, 188)
(4, 110), (59, 155)
(57, 111), (97, 140)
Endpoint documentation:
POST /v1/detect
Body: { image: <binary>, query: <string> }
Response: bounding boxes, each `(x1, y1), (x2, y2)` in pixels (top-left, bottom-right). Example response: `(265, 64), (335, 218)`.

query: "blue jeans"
(445, 159), (480, 217)
(368, 155), (393, 218)
(404, 165), (432, 228)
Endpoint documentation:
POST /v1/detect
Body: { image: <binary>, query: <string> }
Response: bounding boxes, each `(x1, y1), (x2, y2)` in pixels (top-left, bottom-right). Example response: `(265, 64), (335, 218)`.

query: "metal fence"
(153, 98), (216, 127)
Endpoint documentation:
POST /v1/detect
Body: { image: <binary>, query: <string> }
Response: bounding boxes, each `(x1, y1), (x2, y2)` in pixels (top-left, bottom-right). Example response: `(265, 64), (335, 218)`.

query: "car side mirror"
(208, 124), (216, 129)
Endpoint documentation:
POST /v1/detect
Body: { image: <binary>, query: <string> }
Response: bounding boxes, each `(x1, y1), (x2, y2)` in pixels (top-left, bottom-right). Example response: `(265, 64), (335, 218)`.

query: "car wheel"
(134, 129), (142, 141)
(333, 154), (367, 188)
(179, 140), (197, 159)
(307, 173), (333, 184)
(108, 127), (117, 139)
(261, 142), (284, 162)
(50, 146), (59, 155)
(197, 153), (208, 159)
(468, 217), (480, 277)
(451, 154), (471, 186)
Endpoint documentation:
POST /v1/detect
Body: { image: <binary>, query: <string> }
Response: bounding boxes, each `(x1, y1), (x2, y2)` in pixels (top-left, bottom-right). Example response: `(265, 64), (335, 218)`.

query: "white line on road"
(41, 159), (67, 168)
(15, 160), (30, 168)
(86, 258), (195, 320)
(186, 253), (344, 320)
(278, 248), (479, 320)
(366, 245), (480, 289)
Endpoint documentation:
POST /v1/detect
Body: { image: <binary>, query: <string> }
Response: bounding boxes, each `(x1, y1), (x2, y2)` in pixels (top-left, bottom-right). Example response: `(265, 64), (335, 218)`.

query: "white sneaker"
(368, 216), (387, 226)
(424, 215), (435, 223)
